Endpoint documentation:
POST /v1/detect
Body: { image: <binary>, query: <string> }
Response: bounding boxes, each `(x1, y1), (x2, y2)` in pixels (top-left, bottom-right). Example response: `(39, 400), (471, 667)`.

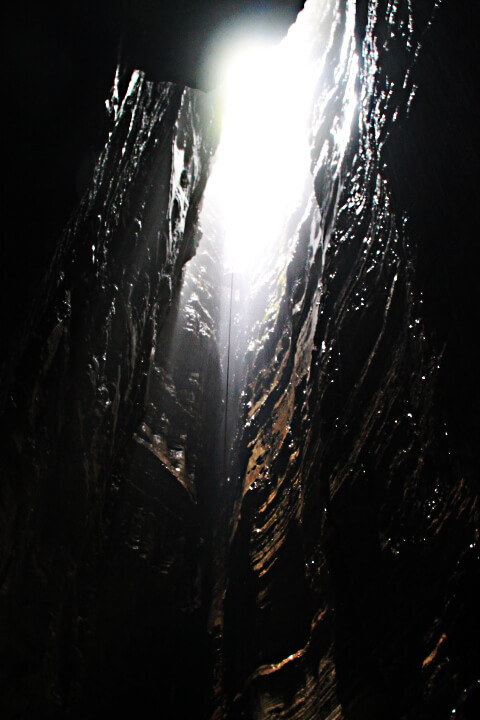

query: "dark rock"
(218, 1), (479, 718)
(1, 1), (478, 719)
(0, 72), (218, 718)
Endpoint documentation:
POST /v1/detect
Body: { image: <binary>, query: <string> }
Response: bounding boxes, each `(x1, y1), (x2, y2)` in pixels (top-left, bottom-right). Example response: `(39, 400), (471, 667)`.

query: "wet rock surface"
(76, 209), (225, 719)
(218, 1), (479, 718)
(1, 1), (479, 719)
(0, 73), (218, 718)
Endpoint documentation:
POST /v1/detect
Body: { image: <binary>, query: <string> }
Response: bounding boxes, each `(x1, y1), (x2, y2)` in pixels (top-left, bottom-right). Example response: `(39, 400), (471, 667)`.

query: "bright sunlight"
(206, 33), (315, 274)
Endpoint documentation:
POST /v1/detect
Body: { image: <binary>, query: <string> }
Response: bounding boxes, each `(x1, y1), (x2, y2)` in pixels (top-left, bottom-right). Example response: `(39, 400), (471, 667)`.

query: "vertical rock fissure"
(1, 1), (478, 719)
(200, 1), (479, 719)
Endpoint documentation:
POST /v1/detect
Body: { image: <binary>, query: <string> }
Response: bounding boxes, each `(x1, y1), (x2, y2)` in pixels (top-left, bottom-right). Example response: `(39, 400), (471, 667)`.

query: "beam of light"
(192, 1), (360, 482)
(206, 30), (316, 276)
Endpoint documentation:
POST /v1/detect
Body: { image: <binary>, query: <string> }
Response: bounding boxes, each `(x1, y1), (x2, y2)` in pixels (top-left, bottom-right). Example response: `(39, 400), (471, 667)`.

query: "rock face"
(76, 206), (226, 719)
(0, 74), (218, 718)
(219, 1), (479, 718)
(1, 1), (479, 719)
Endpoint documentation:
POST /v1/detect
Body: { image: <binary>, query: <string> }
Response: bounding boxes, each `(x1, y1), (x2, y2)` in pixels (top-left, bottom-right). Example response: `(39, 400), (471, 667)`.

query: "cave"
(1, 1), (479, 718)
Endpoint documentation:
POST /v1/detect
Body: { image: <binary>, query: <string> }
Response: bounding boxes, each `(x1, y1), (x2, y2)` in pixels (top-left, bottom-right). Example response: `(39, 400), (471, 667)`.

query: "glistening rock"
(0, 75), (218, 718)
(1, 1), (478, 719)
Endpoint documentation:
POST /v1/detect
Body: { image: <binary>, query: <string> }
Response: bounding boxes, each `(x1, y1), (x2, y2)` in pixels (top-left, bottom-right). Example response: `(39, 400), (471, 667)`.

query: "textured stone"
(0, 73), (218, 718)
(218, 1), (479, 718)
(1, 1), (478, 718)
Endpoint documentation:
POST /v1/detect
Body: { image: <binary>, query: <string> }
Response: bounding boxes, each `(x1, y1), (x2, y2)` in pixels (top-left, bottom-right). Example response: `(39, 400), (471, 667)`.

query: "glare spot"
(207, 35), (315, 274)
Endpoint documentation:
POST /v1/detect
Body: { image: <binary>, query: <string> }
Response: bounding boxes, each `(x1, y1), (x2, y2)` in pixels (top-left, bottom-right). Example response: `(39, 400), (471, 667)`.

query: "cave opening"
(200, 25), (317, 482)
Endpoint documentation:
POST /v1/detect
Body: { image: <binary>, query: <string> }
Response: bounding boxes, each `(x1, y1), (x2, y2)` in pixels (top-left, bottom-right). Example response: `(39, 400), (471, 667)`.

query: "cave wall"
(0, 73), (218, 718)
(75, 204), (226, 719)
(220, 1), (479, 718)
(1, 0), (478, 718)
